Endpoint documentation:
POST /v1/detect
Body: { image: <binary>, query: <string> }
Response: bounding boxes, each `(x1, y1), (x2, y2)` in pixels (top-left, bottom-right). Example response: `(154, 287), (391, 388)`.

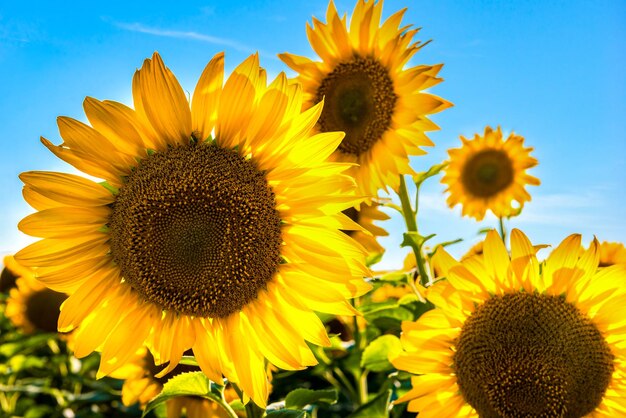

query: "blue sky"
(1, 0), (624, 269)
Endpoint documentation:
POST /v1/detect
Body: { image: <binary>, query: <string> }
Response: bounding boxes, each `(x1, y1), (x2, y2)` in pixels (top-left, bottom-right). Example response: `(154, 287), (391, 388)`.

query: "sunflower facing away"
(391, 229), (626, 417)
(279, 0), (451, 198)
(15, 52), (371, 406)
(597, 241), (626, 268)
(442, 126), (540, 221)
(5, 261), (67, 334)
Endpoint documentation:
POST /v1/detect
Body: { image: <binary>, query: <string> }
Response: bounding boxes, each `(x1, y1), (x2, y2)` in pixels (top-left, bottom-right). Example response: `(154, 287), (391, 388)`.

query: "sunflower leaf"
(347, 389), (391, 418)
(360, 335), (402, 372)
(285, 388), (338, 409)
(142, 372), (223, 418)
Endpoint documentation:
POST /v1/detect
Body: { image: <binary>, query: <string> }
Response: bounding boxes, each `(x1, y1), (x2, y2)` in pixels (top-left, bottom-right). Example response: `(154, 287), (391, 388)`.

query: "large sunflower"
(279, 0), (451, 198)
(442, 126), (540, 221)
(16, 52), (371, 406)
(391, 229), (626, 417)
(5, 264), (67, 334)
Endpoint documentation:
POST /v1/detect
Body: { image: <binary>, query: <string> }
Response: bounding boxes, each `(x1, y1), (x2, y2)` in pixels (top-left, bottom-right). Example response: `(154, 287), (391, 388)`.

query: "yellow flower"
(461, 241), (484, 261)
(111, 348), (240, 418)
(343, 201), (389, 255)
(279, 0), (451, 198)
(391, 229), (626, 416)
(597, 241), (626, 267)
(16, 52), (371, 406)
(5, 260), (67, 334)
(442, 126), (540, 220)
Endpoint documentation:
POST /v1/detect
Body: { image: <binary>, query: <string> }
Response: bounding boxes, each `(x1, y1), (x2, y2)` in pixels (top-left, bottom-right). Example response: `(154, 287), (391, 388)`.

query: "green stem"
(333, 367), (359, 404)
(358, 370), (369, 405)
(397, 176), (430, 287)
(231, 383), (264, 418)
(498, 216), (506, 242)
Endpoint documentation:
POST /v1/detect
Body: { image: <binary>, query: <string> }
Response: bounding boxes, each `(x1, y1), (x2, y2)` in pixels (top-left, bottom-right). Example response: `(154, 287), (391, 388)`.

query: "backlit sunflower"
(442, 126), (540, 221)
(16, 52), (371, 406)
(110, 348), (241, 418)
(391, 229), (626, 417)
(279, 0), (451, 198)
(5, 267), (67, 334)
(343, 201), (389, 255)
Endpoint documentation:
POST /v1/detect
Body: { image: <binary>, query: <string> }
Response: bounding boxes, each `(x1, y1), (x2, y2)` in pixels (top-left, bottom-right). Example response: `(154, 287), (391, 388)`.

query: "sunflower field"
(1, 1), (625, 417)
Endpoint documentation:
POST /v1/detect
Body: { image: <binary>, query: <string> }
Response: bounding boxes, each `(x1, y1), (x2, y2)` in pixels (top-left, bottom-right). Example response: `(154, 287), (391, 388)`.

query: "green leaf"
(142, 372), (223, 417)
(266, 410), (309, 418)
(366, 251), (384, 267)
(401, 232), (436, 250)
(360, 335), (402, 372)
(412, 162), (447, 186)
(362, 302), (414, 332)
(285, 388), (338, 409)
(179, 355), (199, 367)
(348, 390), (391, 418)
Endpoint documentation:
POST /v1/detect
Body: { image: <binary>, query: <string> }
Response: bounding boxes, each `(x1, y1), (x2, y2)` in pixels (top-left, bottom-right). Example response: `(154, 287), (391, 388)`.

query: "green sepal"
(99, 181), (119, 195)
(412, 162), (447, 186)
(401, 231), (436, 251)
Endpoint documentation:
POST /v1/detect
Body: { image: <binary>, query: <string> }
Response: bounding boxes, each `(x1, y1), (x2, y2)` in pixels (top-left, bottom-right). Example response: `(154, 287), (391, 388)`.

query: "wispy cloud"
(110, 20), (250, 51)
(108, 19), (277, 60)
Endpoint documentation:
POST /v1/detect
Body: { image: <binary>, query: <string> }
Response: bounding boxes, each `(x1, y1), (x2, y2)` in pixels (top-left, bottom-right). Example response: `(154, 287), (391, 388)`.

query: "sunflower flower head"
(442, 126), (540, 221)
(5, 263), (67, 334)
(1, 255), (28, 293)
(279, 0), (452, 199)
(16, 52), (371, 406)
(391, 229), (626, 417)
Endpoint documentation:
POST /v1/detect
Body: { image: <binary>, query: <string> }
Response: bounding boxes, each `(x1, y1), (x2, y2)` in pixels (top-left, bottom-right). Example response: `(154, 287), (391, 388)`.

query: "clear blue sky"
(1, 0), (624, 268)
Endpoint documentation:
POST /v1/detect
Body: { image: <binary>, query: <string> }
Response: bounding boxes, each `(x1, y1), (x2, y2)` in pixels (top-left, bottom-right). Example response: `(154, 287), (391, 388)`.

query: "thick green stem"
(398, 176), (430, 287)
(231, 383), (264, 418)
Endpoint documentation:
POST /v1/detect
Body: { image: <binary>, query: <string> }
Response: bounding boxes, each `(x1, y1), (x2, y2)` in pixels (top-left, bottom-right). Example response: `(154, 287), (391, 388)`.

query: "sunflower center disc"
(316, 56), (397, 157)
(461, 149), (514, 198)
(110, 143), (283, 318)
(454, 293), (614, 418)
(25, 289), (66, 333)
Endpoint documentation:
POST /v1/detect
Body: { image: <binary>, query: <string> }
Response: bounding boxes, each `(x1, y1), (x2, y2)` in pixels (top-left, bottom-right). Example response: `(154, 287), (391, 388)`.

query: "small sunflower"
(279, 0), (451, 198)
(442, 126), (540, 221)
(343, 201), (389, 255)
(391, 229), (626, 417)
(5, 268), (67, 334)
(16, 52), (371, 406)
(597, 241), (626, 267)
(110, 348), (239, 418)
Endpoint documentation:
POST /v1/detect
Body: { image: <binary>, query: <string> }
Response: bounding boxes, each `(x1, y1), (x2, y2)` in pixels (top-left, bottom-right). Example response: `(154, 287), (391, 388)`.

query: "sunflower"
(279, 0), (451, 198)
(343, 201), (389, 255)
(442, 126), (540, 221)
(391, 229), (626, 417)
(5, 267), (67, 334)
(597, 241), (626, 267)
(110, 348), (241, 418)
(16, 52), (371, 406)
